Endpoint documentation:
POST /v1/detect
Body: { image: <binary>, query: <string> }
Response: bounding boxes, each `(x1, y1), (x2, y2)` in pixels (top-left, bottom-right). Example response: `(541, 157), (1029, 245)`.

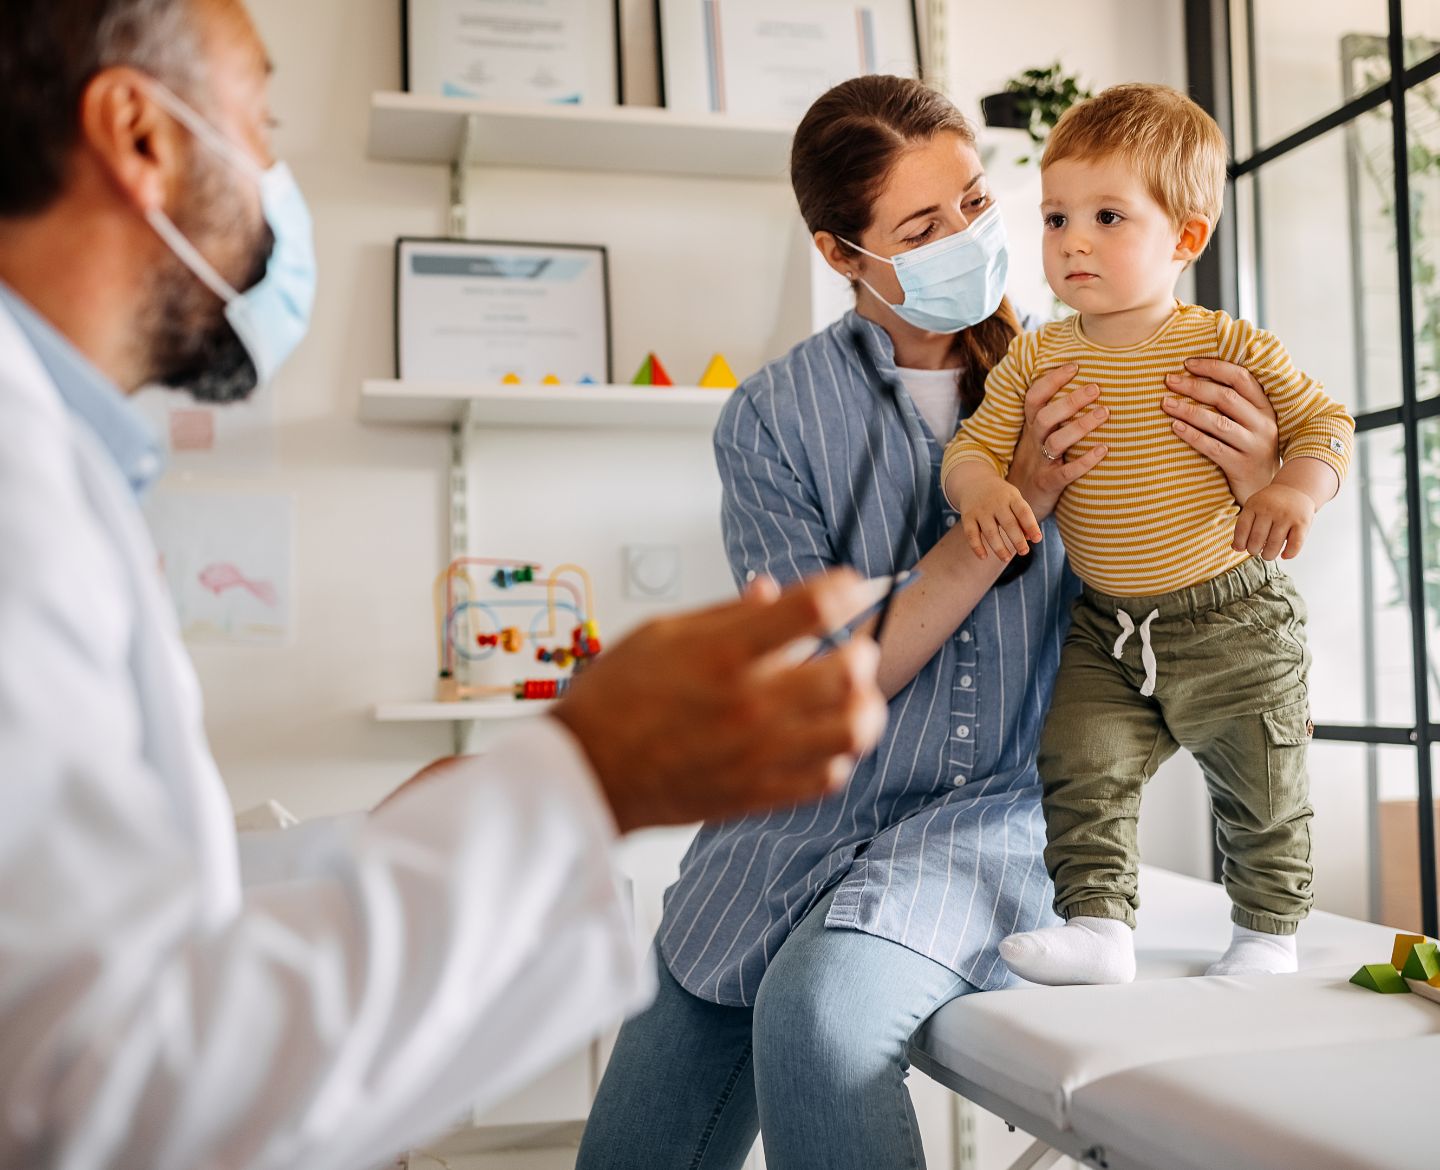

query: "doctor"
(0, 2), (887, 1168)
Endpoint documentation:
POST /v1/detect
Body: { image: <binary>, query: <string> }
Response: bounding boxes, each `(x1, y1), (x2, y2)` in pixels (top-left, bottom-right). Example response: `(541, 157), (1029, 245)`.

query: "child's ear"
(1174, 216), (1212, 262)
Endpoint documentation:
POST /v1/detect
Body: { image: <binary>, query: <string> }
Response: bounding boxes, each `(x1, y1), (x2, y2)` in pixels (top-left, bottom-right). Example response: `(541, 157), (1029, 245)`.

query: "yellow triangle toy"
(501, 372), (522, 385)
(699, 352), (739, 389)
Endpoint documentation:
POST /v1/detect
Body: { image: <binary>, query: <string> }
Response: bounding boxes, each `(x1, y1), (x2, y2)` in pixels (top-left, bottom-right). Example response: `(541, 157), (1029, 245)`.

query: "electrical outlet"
(623, 544), (682, 602)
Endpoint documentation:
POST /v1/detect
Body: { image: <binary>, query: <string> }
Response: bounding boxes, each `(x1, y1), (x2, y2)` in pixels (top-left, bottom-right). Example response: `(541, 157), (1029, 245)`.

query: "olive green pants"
(1038, 556), (1314, 935)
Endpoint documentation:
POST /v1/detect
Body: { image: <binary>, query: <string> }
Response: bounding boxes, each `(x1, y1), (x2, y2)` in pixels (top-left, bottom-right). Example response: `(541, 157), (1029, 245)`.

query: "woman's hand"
(1161, 357), (1280, 505)
(1008, 362), (1109, 520)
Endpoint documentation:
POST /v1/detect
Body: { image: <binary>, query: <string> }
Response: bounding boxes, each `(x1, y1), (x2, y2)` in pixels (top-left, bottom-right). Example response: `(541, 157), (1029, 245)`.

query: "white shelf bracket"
(922, 0), (950, 93)
(447, 411), (471, 756)
(448, 113), (481, 238)
(448, 405), (473, 563)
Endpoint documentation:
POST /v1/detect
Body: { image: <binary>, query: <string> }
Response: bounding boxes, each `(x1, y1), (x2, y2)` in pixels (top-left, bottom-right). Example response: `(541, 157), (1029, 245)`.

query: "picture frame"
(395, 238), (613, 384)
(402, 0), (624, 106)
(656, 0), (921, 120)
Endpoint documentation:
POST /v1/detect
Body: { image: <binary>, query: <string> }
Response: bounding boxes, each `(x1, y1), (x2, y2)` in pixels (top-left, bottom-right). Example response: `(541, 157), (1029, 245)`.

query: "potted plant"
(981, 63), (1093, 163)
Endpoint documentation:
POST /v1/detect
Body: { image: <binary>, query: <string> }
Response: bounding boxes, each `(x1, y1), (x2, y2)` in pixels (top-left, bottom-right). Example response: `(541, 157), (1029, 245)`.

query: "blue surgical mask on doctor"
(143, 81), (316, 395)
(839, 203), (1009, 334)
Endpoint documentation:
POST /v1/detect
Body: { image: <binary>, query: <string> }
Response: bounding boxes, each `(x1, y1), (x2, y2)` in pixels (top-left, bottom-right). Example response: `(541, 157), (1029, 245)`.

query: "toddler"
(942, 83), (1354, 985)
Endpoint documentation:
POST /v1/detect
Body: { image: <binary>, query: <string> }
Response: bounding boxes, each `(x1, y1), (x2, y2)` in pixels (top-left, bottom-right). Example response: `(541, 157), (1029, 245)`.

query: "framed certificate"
(403, 0), (623, 106)
(657, 0), (921, 120)
(395, 239), (612, 384)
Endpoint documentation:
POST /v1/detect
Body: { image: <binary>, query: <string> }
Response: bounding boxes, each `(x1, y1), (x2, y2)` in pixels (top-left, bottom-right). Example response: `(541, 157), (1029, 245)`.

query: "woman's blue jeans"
(576, 889), (974, 1169)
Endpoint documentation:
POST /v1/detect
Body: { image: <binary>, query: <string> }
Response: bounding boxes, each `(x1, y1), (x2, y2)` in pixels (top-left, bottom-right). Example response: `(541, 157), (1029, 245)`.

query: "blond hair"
(1042, 83), (1228, 235)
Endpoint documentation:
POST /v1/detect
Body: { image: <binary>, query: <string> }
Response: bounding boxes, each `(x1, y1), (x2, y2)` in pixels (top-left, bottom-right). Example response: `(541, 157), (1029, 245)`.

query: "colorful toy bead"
(516, 677), (572, 701)
(501, 627), (523, 653)
(571, 620), (603, 659)
(492, 566), (536, 589)
(476, 632), (500, 648)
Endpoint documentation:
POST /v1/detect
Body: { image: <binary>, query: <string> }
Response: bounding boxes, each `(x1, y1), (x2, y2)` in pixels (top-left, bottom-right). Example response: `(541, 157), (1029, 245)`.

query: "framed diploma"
(657, 0), (921, 120)
(403, 0), (623, 106)
(395, 238), (613, 384)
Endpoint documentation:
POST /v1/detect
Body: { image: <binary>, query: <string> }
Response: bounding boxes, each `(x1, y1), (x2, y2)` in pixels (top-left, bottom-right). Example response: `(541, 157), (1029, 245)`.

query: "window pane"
(1420, 417), (1440, 721)
(1402, 4), (1440, 68)
(1408, 82), (1440, 403)
(1240, 1), (1390, 151)
(1240, 114), (1402, 417)
(1285, 427), (1415, 727)
(1371, 745), (1438, 932)
(1308, 741), (1408, 923)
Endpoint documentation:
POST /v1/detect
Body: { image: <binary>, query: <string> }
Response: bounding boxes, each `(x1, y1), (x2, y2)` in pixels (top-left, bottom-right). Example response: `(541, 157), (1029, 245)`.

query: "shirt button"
(959, 630), (972, 643)
(960, 674), (973, 688)
(944, 515), (957, 528)
(956, 725), (971, 739)
(952, 775), (967, 786)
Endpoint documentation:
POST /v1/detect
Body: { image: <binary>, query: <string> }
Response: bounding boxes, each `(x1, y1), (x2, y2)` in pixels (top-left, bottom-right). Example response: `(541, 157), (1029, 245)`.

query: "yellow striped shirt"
(941, 303), (1355, 596)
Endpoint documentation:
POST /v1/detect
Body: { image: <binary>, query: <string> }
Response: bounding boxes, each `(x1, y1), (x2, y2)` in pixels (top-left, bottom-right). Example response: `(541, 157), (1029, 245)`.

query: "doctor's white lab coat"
(0, 301), (647, 1169)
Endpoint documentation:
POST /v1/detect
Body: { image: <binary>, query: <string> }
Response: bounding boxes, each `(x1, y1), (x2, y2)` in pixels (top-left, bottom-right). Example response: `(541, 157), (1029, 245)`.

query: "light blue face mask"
(840, 203), (1009, 334)
(142, 82), (316, 388)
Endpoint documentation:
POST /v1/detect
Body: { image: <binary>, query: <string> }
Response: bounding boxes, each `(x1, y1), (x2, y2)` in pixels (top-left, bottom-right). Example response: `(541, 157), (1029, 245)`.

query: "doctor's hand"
(553, 571), (888, 833)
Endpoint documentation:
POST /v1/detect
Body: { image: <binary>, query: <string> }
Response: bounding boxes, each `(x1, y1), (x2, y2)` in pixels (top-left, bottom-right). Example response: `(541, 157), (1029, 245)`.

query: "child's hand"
(961, 477), (1043, 562)
(1233, 483), (1316, 560)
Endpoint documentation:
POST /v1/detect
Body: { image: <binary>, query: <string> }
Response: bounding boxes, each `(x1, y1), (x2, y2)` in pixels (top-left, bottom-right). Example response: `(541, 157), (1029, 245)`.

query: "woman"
(578, 75), (1280, 1168)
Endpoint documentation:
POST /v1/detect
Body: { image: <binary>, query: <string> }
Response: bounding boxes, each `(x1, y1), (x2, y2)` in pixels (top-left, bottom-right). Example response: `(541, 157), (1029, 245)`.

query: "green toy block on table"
(1400, 941), (1440, 982)
(1350, 962), (1411, 993)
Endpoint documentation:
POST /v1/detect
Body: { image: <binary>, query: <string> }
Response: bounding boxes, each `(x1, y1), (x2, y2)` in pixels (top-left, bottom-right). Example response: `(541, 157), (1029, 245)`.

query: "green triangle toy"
(1401, 941), (1440, 982)
(630, 352), (674, 387)
(1350, 962), (1410, 993)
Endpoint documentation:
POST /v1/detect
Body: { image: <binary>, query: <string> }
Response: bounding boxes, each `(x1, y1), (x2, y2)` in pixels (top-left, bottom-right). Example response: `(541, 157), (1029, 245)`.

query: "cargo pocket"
(1262, 698), (1313, 823)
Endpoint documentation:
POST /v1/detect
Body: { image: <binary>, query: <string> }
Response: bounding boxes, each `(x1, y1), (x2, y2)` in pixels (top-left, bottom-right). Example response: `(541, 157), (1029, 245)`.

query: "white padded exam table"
(909, 866), (1438, 1169)
(1068, 1035), (1439, 1170)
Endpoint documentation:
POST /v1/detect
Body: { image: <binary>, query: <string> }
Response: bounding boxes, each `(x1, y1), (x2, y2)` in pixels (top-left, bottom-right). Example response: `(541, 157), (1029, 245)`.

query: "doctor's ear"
(814, 231), (860, 282)
(78, 68), (183, 218)
(1173, 215), (1213, 263)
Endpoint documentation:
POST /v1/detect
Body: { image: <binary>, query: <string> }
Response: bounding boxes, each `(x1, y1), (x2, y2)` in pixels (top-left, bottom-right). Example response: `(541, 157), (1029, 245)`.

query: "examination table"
(909, 866), (1438, 1170)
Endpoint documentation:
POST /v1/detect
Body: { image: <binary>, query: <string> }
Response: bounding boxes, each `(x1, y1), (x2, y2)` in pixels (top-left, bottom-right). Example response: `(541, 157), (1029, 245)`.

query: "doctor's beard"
(141, 146), (274, 404)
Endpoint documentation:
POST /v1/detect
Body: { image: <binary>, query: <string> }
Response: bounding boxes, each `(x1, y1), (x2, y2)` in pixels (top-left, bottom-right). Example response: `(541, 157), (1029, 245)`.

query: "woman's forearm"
(858, 526), (1006, 699)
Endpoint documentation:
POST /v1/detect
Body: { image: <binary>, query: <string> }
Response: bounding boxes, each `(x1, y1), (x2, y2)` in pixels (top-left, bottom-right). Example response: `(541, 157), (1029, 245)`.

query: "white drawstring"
(1112, 608), (1160, 697)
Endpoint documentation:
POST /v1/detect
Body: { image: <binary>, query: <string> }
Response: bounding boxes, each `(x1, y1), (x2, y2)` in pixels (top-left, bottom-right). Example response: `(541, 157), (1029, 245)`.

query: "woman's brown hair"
(790, 74), (1020, 416)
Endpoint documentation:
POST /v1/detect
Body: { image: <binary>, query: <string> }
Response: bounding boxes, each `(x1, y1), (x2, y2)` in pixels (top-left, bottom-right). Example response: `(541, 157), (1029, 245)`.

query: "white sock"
(999, 917), (1136, 986)
(1205, 924), (1298, 976)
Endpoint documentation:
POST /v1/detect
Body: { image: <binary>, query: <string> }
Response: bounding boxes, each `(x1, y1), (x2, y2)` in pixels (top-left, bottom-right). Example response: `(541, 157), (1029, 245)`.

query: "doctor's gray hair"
(0, 0), (204, 217)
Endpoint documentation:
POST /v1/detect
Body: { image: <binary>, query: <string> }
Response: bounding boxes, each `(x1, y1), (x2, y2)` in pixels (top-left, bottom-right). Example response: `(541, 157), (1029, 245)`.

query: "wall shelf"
(373, 700), (552, 722)
(367, 91), (793, 180)
(359, 379), (732, 429)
